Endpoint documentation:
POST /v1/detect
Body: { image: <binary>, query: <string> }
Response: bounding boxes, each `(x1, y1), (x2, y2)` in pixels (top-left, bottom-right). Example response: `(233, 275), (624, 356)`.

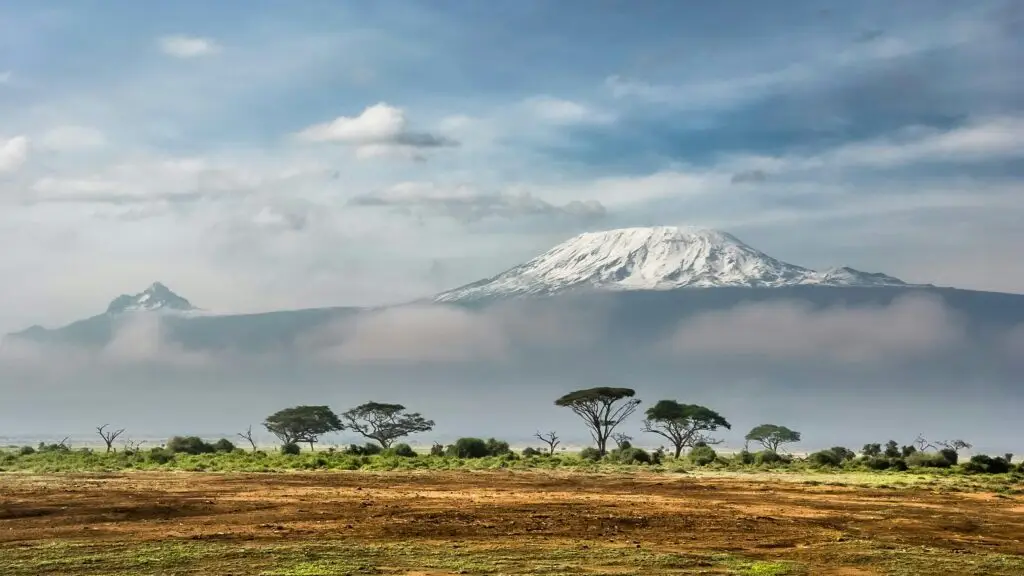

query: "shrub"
(829, 446), (856, 461)
(651, 447), (664, 465)
(344, 443), (383, 456)
(447, 437), (490, 459)
(430, 442), (445, 457)
(863, 457), (897, 470)
(688, 445), (718, 466)
(939, 448), (959, 465)
(809, 450), (842, 467)
(889, 458), (908, 471)
(17, 446), (35, 456)
(386, 443), (417, 458)
(485, 438), (511, 456)
(907, 451), (953, 468)
(754, 450), (785, 465)
(166, 436), (216, 455)
(147, 448), (174, 464)
(522, 447), (542, 457)
(614, 447), (651, 464)
(579, 447), (602, 462)
(280, 442), (301, 455)
(736, 450), (755, 465)
(962, 455), (1012, 474)
(212, 438), (236, 453)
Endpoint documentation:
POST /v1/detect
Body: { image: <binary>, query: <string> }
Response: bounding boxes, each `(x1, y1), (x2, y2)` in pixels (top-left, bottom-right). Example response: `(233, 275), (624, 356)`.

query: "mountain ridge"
(435, 226), (915, 302)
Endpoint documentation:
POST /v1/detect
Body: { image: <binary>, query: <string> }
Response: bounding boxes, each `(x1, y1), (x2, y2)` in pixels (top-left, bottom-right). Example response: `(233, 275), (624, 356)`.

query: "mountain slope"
(106, 282), (197, 314)
(436, 226), (910, 302)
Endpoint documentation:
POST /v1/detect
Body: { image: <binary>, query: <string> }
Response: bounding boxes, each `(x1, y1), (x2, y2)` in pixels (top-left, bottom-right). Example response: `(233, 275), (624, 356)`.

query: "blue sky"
(0, 0), (1022, 331)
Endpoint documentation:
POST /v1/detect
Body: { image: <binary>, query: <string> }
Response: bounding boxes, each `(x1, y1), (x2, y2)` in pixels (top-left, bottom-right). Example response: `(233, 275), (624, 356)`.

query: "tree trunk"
(308, 440), (315, 452)
(674, 445), (683, 459)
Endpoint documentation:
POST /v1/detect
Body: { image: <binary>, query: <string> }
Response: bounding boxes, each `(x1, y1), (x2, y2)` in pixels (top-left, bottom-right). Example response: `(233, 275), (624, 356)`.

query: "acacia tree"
(642, 401), (731, 458)
(96, 424), (125, 453)
(263, 405), (342, 451)
(555, 387), (640, 457)
(340, 402), (434, 448)
(745, 424), (801, 453)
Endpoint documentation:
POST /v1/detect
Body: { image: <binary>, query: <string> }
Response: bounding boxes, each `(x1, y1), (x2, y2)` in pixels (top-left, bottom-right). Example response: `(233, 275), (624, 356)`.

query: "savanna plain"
(3, 460), (1024, 576)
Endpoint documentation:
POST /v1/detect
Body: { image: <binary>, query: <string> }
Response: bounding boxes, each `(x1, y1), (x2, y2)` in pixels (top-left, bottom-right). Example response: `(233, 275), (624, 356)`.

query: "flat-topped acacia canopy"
(555, 387), (636, 406)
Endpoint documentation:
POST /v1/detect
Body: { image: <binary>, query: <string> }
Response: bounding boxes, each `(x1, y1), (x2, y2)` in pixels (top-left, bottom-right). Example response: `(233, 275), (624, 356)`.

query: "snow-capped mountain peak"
(435, 226), (910, 302)
(105, 282), (197, 314)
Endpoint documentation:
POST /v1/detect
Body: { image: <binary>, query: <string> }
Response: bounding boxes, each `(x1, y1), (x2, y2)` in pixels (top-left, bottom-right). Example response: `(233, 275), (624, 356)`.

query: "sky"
(1, 1), (1022, 333)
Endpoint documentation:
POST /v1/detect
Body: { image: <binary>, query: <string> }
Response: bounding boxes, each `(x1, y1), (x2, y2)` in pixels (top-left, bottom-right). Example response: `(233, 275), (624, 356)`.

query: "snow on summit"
(435, 226), (908, 301)
(105, 282), (197, 314)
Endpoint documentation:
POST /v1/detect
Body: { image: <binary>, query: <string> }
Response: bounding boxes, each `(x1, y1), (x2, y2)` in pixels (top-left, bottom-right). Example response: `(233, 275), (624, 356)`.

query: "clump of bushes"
(344, 443), (383, 456)
(907, 451), (954, 468)
(688, 445), (718, 466)
(212, 438), (236, 453)
(18, 446), (36, 456)
(147, 447), (175, 464)
(430, 442), (445, 456)
(809, 449), (843, 467)
(444, 437), (513, 459)
(962, 455), (1012, 474)
(579, 447), (602, 462)
(521, 447), (542, 457)
(383, 443), (417, 458)
(280, 442), (301, 455)
(754, 450), (790, 466)
(166, 436), (216, 455)
(611, 447), (652, 464)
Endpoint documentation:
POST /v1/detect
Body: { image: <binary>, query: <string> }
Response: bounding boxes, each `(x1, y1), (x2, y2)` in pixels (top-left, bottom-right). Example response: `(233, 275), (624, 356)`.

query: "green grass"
(2, 447), (1022, 492)
(1, 539), (799, 576)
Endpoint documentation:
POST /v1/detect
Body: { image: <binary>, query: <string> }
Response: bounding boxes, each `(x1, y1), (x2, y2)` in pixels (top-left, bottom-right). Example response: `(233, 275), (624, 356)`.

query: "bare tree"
(938, 439), (972, 453)
(612, 433), (633, 450)
(96, 424), (125, 453)
(123, 439), (145, 454)
(237, 425), (258, 453)
(534, 431), (560, 455)
(913, 434), (937, 452)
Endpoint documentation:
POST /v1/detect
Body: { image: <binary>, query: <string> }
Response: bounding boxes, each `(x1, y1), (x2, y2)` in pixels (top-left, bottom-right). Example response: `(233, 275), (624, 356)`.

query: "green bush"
(809, 449), (842, 467)
(166, 436), (216, 455)
(938, 448), (959, 465)
(889, 457), (908, 471)
(147, 447), (174, 464)
(754, 450), (787, 465)
(430, 442), (445, 456)
(579, 447), (602, 462)
(907, 451), (953, 468)
(344, 443), (383, 456)
(17, 446), (35, 456)
(735, 450), (754, 465)
(863, 457), (891, 470)
(613, 447), (651, 464)
(522, 447), (542, 457)
(212, 438), (236, 453)
(280, 442), (301, 455)
(385, 443), (417, 458)
(485, 438), (511, 456)
(962, 455), (1012, 474)
(447, 437), (490, 459)
(688, 445), (718, 466)
(829, 446), (856, 461)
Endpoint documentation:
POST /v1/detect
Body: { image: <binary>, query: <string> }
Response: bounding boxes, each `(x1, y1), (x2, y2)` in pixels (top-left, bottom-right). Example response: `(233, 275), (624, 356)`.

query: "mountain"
(105, 282), (198, 314)
(8, 226), (1024, 354)
(435, 226), (912, 302)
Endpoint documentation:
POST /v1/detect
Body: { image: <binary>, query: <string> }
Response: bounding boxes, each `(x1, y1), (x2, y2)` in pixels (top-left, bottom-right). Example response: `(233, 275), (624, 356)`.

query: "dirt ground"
(2, 470), (1023, 575)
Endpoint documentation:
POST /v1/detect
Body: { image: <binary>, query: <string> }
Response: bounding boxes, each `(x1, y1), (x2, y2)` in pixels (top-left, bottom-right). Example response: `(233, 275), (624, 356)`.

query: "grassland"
(2, 467), (1024, 575)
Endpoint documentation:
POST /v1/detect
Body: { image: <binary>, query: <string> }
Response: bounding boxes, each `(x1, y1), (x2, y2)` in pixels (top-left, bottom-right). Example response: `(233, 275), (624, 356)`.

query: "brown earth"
(2, 471), (1023, 574)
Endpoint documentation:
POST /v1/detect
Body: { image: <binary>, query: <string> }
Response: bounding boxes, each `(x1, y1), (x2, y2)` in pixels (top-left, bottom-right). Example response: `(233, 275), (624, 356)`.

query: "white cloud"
(39, 126), (106, 151)
(722, 116), (1024, 176)
(523, 96), (614, 124)
(667, 294), (966, 364)
(158, 35), (221, 58)
(0, 136), (29, 173)
(295, 102), (457, 159)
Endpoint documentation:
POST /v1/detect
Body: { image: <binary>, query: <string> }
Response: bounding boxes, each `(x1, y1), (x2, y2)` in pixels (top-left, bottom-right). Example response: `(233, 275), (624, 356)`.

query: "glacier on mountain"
(436, 226), (910, 302)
